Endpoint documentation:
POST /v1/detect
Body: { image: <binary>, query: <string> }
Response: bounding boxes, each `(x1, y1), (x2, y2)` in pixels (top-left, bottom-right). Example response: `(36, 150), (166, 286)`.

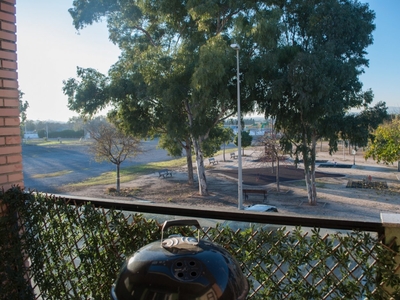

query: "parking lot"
(22, 139), (172, 193)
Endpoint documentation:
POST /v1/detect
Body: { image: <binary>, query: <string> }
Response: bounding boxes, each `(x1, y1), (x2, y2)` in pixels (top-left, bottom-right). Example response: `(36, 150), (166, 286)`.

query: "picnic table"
(230, 152), (237, 159)
(158, 169), (172, 178)
(243, 189), (268, 201)
(208, 157), (218, 165)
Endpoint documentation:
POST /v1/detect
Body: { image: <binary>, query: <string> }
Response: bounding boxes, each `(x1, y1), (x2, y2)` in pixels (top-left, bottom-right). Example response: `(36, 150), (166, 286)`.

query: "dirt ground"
(60, 147), (400, 222)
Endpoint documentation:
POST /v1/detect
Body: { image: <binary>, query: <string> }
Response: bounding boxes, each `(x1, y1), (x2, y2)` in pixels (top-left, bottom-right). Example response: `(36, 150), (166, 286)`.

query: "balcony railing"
(1, 187), (400, 299)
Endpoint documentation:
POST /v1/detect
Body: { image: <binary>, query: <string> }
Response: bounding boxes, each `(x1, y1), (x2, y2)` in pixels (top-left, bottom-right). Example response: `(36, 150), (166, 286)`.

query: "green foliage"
(365, 119), (400, 164)
(19, 90), (29, 125)
(202, 124), (235, 157)
(340, 101), (388, 150)
(37, 129), (84, 139)
(64, 0), (283, 194)
(234, 130), (253, 149)
(256, 0), (376, 204)
(2, 187), (400, 299)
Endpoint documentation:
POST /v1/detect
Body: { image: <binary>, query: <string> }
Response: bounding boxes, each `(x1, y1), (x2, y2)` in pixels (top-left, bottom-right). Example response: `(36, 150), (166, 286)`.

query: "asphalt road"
(22, 139), (174, 193)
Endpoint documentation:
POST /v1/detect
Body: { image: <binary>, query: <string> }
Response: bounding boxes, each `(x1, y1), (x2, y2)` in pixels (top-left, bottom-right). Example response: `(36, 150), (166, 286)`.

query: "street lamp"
(231, 43), (243, 210)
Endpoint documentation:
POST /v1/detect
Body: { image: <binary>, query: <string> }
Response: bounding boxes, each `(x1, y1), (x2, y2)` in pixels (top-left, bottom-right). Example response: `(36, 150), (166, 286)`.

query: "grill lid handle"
(161, 219), (201, 243)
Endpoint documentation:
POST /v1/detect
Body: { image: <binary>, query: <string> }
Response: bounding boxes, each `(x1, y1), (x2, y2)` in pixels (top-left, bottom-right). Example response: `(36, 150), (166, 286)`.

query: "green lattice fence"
(1, 187), (400, 299)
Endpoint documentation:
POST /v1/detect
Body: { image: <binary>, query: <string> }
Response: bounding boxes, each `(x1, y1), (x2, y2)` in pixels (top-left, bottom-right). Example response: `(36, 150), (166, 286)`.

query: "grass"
(27, 141), (237, 188)
(65, 148), (246, 188)
(66, 157), (189, 188)
(31, 170), (73, 178)
(23, 138), (91, 147)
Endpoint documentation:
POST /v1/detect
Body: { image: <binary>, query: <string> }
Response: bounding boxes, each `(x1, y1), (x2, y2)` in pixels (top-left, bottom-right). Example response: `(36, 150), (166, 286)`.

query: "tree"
(19, 91), (29, 135)
(64, 0), (279, 196)
(364, 118), (400, 166)
(234, 131), (253, 156)
(256, 0), (376, 205)
(219, 126), (235, 162)
(200, 123), (234, 159)
(87, 120), (143, 192)
(340, 101), (388, 151)
(257, 130), (284, 192)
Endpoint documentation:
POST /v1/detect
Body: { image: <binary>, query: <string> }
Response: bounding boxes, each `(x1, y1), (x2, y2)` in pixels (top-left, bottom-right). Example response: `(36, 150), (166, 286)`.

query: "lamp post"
(231, 43), (243, 210)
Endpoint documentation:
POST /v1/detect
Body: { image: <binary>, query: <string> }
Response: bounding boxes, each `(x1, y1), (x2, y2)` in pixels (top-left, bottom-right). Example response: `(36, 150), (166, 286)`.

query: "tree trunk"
(304, 168), (316, 205)
(184, 100), (208, 195)
(303, 134), (317, 205)
(184, 138), (194, 185)
(116, 163), (120, 192)
(276, 155), (280, 193)
(223, 143), (226, 162)
(192, 137), (208, 196)
(311, 135), (317, 204)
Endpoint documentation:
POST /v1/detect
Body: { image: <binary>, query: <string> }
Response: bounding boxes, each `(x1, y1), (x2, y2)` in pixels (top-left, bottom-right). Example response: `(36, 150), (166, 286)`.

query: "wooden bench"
(230, 152), (237, 159)
(158, 169), (172, 178)
(243, 189), (268, 201)
(208, 157), (218, 165)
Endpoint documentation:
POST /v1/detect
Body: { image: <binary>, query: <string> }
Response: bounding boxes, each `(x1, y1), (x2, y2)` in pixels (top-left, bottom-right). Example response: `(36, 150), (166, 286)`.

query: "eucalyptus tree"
(340, 101), (388, 151)
(63, 0), (280, 196)
(256, 0), (376, 205)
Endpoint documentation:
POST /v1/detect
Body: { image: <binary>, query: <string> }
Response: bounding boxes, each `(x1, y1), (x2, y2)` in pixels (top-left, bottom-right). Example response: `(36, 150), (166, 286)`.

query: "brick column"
(0, 0), (22, 190)
(381, 213), (400, 295)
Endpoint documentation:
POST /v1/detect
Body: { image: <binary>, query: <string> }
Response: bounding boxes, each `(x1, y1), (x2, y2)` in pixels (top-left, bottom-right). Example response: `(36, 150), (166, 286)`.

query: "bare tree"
(87, 121), (142, 192)
(256, 131), (284, 193)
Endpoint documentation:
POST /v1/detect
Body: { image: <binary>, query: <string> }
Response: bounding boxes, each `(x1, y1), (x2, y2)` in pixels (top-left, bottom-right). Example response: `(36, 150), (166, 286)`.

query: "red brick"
(1, 60), (17, 69)
(0, 89), (19, 98)
(0, 126), (19, 135)
(4, 116), (19, 126)
(1, 40), (15, 51)
(1, 0), (16, 6)
(0, 50), (15, 60)
(0, 118), (4, 126)
(6, 154), (21, 164)
(1, 3), (16, 14)
(0, 31), (16, 42)
(6, 135), (19, 144)
(0, 107), (19, 116)
(0, 21), (15, 32)
(0, 69), (16, 79)
(0, 136), (4, 145)
(0, 12), (16, 24)
(8, 172), (23, 184)
(3, 98), (18, 107)
(0, 156), (6, 164)
(0, 162), (22, 174)
(2, 79), (17, 88)
(0, 173), (8, 185)
(0, 145), (20, 155)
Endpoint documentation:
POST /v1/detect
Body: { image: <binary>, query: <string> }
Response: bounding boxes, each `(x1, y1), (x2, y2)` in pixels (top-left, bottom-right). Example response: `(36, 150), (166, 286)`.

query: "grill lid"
(111, 219), (249, 300)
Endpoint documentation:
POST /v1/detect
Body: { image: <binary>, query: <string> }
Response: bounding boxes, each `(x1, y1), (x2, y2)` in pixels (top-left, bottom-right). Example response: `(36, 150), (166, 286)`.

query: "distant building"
(24, 132), (39, 139)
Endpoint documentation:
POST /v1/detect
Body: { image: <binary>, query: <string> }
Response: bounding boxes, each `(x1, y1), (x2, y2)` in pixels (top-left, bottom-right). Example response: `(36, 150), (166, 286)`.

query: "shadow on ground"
(208, 166), (345, 186)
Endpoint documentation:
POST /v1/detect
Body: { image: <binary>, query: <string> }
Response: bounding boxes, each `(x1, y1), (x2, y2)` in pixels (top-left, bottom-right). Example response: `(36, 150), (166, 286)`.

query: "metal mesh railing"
(1, 188), (400, 299)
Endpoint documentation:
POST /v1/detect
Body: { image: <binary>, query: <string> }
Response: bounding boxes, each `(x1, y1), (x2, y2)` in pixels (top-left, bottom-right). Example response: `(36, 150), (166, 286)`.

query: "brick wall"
(0, 0), (23, 190)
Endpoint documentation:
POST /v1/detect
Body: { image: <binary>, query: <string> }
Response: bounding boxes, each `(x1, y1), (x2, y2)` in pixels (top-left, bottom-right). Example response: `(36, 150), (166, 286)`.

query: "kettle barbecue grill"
(111, 219), (249, 300)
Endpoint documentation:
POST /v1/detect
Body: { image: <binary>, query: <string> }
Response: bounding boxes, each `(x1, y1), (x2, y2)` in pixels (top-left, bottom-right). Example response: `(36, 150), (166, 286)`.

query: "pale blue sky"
(16, 0), (399, 122)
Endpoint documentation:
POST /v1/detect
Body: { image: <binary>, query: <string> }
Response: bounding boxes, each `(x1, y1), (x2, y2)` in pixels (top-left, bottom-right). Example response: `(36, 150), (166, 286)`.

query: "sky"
(16, 0), (400, 122)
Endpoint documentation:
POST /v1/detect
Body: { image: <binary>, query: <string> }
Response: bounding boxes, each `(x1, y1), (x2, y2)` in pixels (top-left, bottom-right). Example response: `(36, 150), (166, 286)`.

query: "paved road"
(22, 139), (173, 193)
